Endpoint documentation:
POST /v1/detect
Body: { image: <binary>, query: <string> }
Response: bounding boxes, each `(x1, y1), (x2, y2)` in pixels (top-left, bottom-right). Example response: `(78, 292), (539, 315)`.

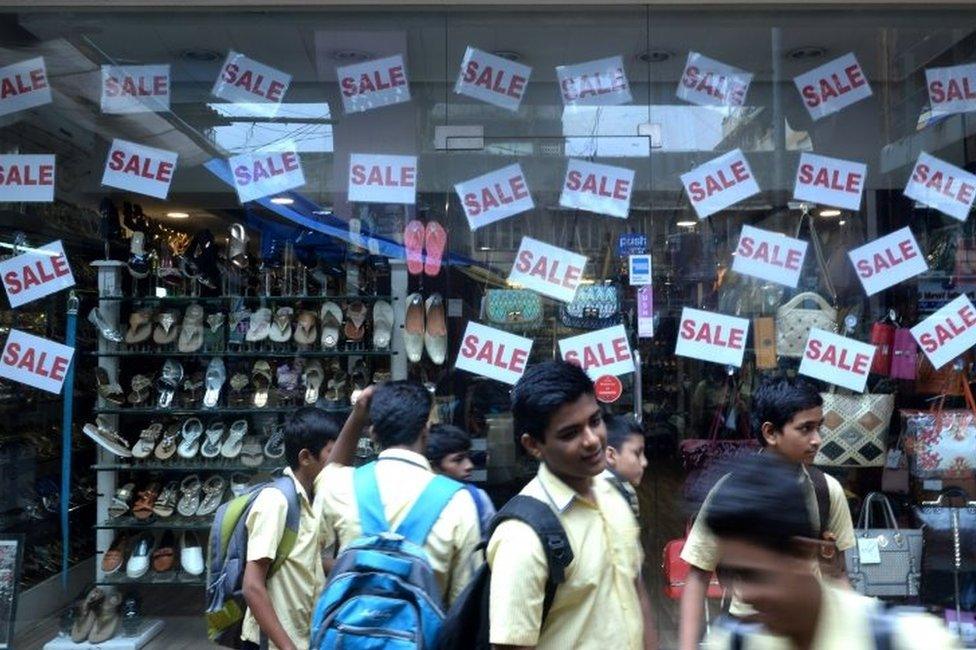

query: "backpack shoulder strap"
(808, 466), (831, 537)
(353, 461), (390, 536)
(268, 475), (302, 577)
(463, 483), (488, 536)
(489, 495), (574, 622)
(396, 474), (464, 546)
(868, 604), (894, 650)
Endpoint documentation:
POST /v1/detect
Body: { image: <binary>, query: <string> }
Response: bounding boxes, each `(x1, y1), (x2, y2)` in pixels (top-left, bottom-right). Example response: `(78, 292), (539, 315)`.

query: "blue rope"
(61, 292), (78, 588)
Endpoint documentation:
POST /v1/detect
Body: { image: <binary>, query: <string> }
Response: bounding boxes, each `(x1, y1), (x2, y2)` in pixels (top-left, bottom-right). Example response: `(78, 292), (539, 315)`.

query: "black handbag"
(914, 488), (976, 573)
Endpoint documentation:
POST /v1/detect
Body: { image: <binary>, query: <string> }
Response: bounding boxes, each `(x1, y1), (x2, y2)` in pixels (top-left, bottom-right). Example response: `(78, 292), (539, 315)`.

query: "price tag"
(857, 538), (881, 565)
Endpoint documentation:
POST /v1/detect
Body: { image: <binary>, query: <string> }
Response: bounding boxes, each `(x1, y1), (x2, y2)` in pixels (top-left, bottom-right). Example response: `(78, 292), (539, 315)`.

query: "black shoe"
(120, 591), (141, 637)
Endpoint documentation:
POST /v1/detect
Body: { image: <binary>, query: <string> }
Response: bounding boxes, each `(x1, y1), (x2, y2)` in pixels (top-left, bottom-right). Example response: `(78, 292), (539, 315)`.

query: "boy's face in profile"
(762, 406), (824, 465)
(606, 433), (647, 488)
(437, 451), (474, 481)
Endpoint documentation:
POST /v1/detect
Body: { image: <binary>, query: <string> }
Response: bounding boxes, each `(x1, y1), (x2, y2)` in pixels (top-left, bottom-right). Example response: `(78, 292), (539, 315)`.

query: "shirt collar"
(283, 466), (312, 509)
(538, 463), (586, 512)
(378, 448), (433, 472)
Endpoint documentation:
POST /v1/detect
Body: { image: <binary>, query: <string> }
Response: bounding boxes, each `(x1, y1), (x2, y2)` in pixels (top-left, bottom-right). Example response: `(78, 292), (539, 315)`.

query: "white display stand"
(43, 619), (164, 650)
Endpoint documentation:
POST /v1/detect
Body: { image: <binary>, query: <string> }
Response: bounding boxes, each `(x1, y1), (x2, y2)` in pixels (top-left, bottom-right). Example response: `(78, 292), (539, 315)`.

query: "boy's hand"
(352, 384), (376, 416)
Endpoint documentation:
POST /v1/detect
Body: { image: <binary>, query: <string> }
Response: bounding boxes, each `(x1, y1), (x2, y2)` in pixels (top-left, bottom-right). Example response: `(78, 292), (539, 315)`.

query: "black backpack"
(437, 495), (573, 650)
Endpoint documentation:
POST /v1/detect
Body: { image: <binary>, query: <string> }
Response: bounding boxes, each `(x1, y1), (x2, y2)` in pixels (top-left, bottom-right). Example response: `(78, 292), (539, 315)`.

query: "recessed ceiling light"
(270, 197), (294, 205)
(638, 49), (673, 64)
(179, 48), (221, 63)
(479, 246), (492, 251)
(330, 49), (373, 63)
(676, 220), (697, 228)
(839, 220), (847, 226)
(490, 50), (522, 62)
(166, 212), (189, 219)
(787, 46), (827, 61)
(819, 208), (842, 217)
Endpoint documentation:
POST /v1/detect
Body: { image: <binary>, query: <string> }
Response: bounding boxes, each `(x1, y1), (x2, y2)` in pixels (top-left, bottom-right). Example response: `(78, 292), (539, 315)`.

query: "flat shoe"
(252, 361), (272, 408)
(95, 366), (126, 405)
(132, 481), (160, 521)
(124, 308), (154, 344)
(101, 534), (127, 575)
(70, 588), (104, 643)
(372, 300), (394, 350)
(246, 307), (272, 342)
(424, 293), (448, 365)
(404, 293), (425, 363)
(88, 308), (124, 343)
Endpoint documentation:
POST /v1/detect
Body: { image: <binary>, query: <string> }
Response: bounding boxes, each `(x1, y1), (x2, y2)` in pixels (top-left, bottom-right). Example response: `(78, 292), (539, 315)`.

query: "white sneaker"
(181, 532), (205, 576)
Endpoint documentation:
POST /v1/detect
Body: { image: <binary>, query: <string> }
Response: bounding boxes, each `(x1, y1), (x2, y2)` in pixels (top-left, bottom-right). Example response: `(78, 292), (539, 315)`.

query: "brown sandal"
(344, 301), (367, 342)
(132, 482), (160, 520)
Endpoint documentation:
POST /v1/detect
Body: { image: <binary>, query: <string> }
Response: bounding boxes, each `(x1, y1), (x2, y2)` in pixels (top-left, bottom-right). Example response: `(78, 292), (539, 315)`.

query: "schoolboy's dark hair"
(605, 413), (643, 451)
(283, 407), (340, 469)
(750, 376), (823, 446)
(705, 454), (816, 555)
(426, 424), (472, 466)
(370, 380), (432, 449)
(511, 360), (595, 443)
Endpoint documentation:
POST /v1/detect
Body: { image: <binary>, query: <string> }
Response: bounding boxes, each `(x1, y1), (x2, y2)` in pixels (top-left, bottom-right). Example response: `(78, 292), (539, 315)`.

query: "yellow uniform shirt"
(314, 448), (482, 605)
(242, 468), (332, 650)
(704, 581), (960, 649)
(681, 466), (855, 617)
(487, 463), (644, 649)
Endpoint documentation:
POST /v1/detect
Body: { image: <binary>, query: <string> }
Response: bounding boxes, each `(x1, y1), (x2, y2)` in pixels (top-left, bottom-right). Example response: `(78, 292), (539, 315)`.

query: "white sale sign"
(338, 54), (411, 114)
(0, 329), (74, 395)
(0, 57), (51, 118)
(681, 149), (760, 219)
(212, 51), (290, 116)
(101, 139), (178, 200)
(799, 328), (876, 393)
(0, 154), (55, 203)
(794, 52), (872, 121)
(347, 154), (417, 204)
(793, 152), (866, 211)
(676, 52), (753, 108)
(0, 240), (75, 309)
(101, 65), (170, 114)
(556, 56), (632, 106)
(903, 152), (976, 222)
(911, 294), (976, 370)
(559, 158), (634, 219)
(455, 47), (531, 112)
(848, 227), (928, 297)
(508, 236), (588, 304)
(230, 143), (306, 204)
(559, 324), (634, 379)
(732, 225), (807, 288)
(675, 307), (749, 368)
(455, 163), (533, 230)
(926, 63), (976, 117)
(456, 321), (533, 385)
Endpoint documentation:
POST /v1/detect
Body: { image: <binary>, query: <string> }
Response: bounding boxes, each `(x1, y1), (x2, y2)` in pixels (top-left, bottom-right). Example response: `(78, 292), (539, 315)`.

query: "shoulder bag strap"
(808, 466), (831, 537)
(353, 462), (390, 536)
(806, 212), (838, 304)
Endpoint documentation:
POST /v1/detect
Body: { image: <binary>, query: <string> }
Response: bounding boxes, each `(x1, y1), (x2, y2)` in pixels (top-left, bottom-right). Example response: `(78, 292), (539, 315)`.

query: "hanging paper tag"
(676, 51), (753, 108)
(347, 153), (417, 205)
(558, 324), (634, 379)
(0, 154), (55, 203)
(508, 236), (587, 303)
(903, 152), (976, 223)
(681, 149), (760, 219)
(455, 46), (532, 112)
(338, 54), (411, 114)
(637, 286), (654, 338)
(556, 55), (632, 107)
(101, 139), (178, 200)
(101, 64), (171, 114)
(455, 321), (533, 385)
(794, 52), (872, 121)
(0, 239), (75, 308)
(212, 51), (290, 116)
(0, 57), (52, 118)
(857, 538), (881, 565)
(848, 227), (928, 297)
(229, 143), (306, 204)
(0, 329), (75, 395)
(455, 163), (534, 230)
(559, 158), (634, 219)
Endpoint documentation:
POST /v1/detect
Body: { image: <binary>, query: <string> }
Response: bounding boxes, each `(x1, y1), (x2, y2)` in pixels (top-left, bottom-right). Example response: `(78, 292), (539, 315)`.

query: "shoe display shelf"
(43, 619), (165, 650)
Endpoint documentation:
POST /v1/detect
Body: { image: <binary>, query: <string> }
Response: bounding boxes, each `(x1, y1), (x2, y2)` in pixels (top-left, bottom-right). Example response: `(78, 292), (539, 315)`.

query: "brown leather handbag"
(753, 316), (777, 369)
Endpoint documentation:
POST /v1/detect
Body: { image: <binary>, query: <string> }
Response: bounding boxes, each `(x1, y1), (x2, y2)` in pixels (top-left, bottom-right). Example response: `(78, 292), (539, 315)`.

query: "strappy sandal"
(124, 308), (154, 345)
(303, 360), (324, 405)
(269, 307), (293, 343)
(132, 481), (160, 521)
(229, 372), (250, 405)
(264, 424), (285, 459)
(153, 481), (178, 518)
(177, 475), (202, 517)
(108, 483), (136, 518)
(131, 422), (163, 459)
(196, 475), (227, 516)
(177, 417), (204, 459)
(182, 372), (204, 407)
(294, 310), (318, 346)
(128, 374), (152, 405)
(344, 301), (368, 343)
(95, 367), (126, 406)
(154, 423), (180, 460)
(252, 361), (272, 408)
(201, 421), (225, 458)
(156, 359), (184, 408)
(221, 419), (248, 458)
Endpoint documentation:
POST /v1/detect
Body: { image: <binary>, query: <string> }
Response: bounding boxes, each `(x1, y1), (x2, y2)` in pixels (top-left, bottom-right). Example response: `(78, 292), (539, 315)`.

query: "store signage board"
(848, 227), (928, 297)
(637, 286), (654, 338)
(455, 47), (532, 112)
(0, 154), (55, 203)
(675, 307), (749, 367)
(0, 240), (75, 309)
(338, 54), (411, 114)
(732, 224), (807, 288)
(229, 142), (305, 204)
(628, 254), (652, 286)
(347, 153), (417, 204)
(911, 294), (976, 370)
(212, 51), (290, 117)
(101, 139), (177, 200)
(618, 233), (647, 256)
(793, 152), (866, 211)
(559, 324), (634, 379)
(595, 375), (623, 403)
(456, 321), (532, 385)
(676, 52), (753, 108)
(926, 62), (976, 117)
(794, 52), (872, 121)
(680, 149), (760, 220)
(101, 64), (170, 114)
(455, 163), (534, 230)
(798, 328), (875, 393)
(903, 152), (976, 222)
(559, 158), (634, 219)
(508, 236), (587, 303)
(556, 56), (632, 107)
(0, 329), (74, 395)
(0, 57), (51, 118)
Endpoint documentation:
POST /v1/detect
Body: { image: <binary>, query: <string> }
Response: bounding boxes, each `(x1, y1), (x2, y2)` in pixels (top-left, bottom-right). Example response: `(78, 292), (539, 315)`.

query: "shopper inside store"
(3, 4), (976, 649)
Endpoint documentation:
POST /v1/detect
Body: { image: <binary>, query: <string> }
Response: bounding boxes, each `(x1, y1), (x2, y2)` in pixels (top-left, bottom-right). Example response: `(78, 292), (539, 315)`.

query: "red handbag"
(662, 532), (724, 600)
(870, 321), (895, 376)
(890, 328), (918, 380)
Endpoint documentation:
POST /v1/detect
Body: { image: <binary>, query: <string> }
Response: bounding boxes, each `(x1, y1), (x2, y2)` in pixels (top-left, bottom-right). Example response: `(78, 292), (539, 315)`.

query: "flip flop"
(124, 308), (154, 345)
(264, 424), (285, 459)
(95, 366), (126, 406)
(269, 307), (294, 343)
(252, 361), (272, 408)
(320, 302), (342, 349)
(277, 362), (300, 392)
(177, 417), (204, 459)
(424, 220), (447, 277)
(154, 423), (180, 460)
(294, 310), (318, 346)
(203, 357), (226, 408)
(404, 219), (425, 275)
(221, 419), (248, 458)
(156, 360), (183, 408)
(108, 483), (135, 518)
(229, 372), (250, 405)
(153, 310), (181, 346)
(344, 301), (368, 343)
(153, 481), (178, 518)
(229, 309), (251, 349)
(246, 307), (272, 343)
(177, 475), (202, 517)
(196, 475), (227, 516)
(201, 421), (225, 458)
(303, 360), (324, 404)
(205, 313), (226, 351)
(177, 304), (205, 353)
(131, 422), (163, 459)
(372, 300), (394, 350)
(240, 437), (265, 468)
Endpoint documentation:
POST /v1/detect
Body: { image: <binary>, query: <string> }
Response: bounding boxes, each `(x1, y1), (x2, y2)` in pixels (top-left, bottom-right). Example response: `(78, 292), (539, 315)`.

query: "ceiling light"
(676, 220), (698, 228)
(638, 49), (673, 63)
(490, 50), (522, 62)
(270, 197), (294, 205)
(787, 46), (827, 61)
(479, 246), (492, 251)
(819, 208), (842, 217)
(839, 220), (847, 226)
(179, 48), (221, 63)
(329, 49), (373, 63)
(166, 212), (189, 219)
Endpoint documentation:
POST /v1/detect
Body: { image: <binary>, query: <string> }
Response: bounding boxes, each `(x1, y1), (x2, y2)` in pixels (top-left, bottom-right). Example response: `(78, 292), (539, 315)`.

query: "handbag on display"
(482, 289), (543, 331)
(845, 492), (923, 597)
(558, 283), (620, 330)
(914, 488), (976, 573)
(890, 328), (918, 380)
(815, 390), (894, 467)
(917, 355), (970, 395)
(662, 532), (724, 600)
(775, 291), (838, 358)
(869, 320), (896, 376)
(906, 373), (976, 480)
(753, 316), (777, 369)
(881, 439), (911, 495)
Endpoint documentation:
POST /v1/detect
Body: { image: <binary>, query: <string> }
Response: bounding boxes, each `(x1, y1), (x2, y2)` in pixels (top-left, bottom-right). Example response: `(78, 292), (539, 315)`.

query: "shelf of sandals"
(85, 294), (396, 588)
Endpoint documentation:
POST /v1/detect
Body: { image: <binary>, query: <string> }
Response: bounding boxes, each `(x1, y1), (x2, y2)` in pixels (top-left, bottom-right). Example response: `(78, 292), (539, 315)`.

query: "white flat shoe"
(404, 293), (425, 363)
(373, 300), (394, 350)
(424, 294), (447, 365)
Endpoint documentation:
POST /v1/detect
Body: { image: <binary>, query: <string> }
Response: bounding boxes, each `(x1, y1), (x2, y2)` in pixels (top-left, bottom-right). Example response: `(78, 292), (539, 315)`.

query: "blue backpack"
(310, 461), (464, 649)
